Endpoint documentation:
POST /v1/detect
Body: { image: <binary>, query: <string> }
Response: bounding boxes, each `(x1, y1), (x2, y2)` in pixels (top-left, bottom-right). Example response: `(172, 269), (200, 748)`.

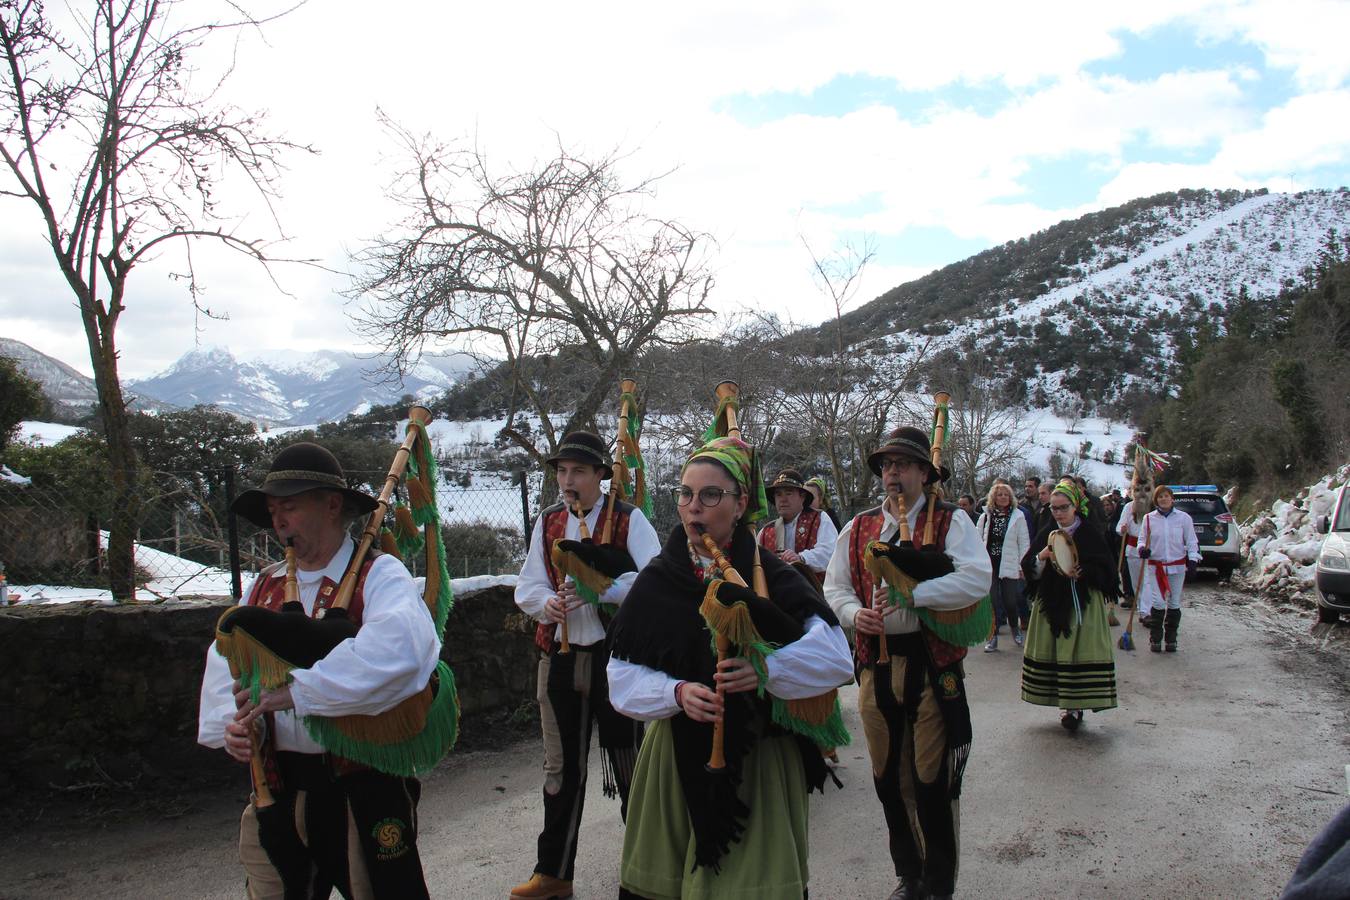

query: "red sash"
(533, 497), (633, 652)
(847, 504), (965, 668)
(1147, 557), (1187, 597)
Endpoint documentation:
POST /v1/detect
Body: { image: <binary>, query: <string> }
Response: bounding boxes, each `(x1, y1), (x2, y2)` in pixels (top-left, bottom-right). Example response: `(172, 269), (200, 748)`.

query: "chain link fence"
(0, 466), (534, 604)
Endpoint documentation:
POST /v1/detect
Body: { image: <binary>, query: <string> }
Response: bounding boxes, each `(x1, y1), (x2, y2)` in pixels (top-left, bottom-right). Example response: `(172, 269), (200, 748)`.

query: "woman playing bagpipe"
(1021, 478), (1119, 732)
(606, 425), (854, 899)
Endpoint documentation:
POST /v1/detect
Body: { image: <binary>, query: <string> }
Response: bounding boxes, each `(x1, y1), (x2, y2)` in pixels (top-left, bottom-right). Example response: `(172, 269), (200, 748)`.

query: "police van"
(1167, 485), (1240, 580)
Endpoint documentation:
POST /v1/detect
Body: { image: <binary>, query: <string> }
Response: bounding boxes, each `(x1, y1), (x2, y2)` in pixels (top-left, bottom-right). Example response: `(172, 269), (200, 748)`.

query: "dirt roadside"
(1, 576), (1346, 899)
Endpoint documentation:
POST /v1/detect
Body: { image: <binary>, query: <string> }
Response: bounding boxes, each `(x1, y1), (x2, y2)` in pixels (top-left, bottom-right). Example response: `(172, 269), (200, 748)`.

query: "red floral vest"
(532, 496), (634, 652)
(758, 508), (823, 555)
(246, 553), (379, 623)
(847, 503), (966, 668)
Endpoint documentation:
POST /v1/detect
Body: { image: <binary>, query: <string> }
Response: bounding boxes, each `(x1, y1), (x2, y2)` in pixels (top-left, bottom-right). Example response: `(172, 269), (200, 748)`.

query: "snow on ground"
(1239, 463), (1350, 603)
(16, 421), (85, 446)
(1, 465), (30, 486)
(5, 532), (234, 605)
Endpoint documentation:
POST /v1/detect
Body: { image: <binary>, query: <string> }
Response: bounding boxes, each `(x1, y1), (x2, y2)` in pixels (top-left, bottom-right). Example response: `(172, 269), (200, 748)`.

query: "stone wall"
(0, 583), (537, 793)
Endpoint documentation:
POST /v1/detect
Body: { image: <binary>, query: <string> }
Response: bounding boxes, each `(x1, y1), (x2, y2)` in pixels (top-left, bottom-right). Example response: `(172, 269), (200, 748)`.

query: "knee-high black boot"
(1149, 607), (1165, 650)
(1164, 608), (1181, 650)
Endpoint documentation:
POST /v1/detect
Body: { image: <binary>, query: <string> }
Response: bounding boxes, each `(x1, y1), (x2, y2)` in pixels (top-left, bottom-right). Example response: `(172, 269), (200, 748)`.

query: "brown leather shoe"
(510, 873), (574, 899)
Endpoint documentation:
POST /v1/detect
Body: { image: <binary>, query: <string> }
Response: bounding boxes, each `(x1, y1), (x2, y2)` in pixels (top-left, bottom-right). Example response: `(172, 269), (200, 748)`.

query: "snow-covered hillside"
(869, 189), (1350, 409)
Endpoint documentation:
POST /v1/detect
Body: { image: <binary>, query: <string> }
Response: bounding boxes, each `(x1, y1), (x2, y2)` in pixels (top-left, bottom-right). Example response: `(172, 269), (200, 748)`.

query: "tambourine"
(1048, 529), (1079, 577)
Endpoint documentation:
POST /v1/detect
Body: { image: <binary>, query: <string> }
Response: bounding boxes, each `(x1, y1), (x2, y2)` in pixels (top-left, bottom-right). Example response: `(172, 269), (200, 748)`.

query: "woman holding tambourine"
(1020, 478), (1119, 732)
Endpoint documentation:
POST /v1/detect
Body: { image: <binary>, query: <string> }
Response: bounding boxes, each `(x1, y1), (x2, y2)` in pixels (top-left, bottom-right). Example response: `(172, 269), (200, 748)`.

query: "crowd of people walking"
(200, 418), (1209, 900)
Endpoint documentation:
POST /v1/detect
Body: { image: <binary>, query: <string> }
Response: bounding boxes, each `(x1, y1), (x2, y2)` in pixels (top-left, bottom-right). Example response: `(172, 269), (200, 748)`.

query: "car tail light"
(1215, 513), (1235, 523)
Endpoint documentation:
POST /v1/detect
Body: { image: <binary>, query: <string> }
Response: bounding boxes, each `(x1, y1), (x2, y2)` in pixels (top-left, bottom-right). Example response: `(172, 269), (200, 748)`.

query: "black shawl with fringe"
(607, 523), (839, 870)
(1023, 518), (1119, 638)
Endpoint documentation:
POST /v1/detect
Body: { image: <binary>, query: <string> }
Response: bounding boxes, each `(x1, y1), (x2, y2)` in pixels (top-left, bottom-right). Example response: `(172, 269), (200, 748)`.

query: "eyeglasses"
(673, 486), (740, 507)
(879, 457), (918, 472)
(1048, 503), (1074, 512)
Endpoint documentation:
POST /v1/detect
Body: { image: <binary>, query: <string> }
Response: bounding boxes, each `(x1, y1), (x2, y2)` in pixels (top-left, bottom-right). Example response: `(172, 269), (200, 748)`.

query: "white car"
(1315, 483), (1350, 624)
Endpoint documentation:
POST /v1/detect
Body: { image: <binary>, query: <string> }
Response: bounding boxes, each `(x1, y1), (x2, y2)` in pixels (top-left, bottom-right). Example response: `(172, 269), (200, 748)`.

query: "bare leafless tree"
(351, 121), (716, 474)
(924, 356), (1033, 498)
(1, 0), (310, 598)
(769, 236), (930, 515)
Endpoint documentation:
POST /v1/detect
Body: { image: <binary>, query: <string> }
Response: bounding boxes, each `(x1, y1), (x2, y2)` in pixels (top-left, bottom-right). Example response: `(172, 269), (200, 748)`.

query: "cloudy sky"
(2, 0), (1348, 379)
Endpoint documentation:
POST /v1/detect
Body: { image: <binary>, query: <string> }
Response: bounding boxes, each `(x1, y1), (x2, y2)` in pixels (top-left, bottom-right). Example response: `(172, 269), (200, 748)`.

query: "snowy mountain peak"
(127, 348), (475, 424)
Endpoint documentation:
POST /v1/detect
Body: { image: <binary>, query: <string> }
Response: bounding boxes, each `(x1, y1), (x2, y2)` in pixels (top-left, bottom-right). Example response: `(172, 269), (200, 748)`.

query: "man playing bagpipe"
(757, 467), (839, 587)
(823, 426), (991, 900)
(511, 431), (661, 900)
(197, 442), (441, 899)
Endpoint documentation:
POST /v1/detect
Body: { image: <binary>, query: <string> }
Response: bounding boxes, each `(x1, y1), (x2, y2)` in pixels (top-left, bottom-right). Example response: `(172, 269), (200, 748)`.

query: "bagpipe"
(862, 391), (994, 649)
(214, 406), (459, 779)
(548, 378), (647, 652)
(696, 381), (848, 769)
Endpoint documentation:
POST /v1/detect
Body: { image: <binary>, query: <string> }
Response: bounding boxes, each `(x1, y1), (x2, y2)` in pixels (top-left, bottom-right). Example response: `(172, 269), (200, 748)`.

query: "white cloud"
(3, 0), (1348, 376)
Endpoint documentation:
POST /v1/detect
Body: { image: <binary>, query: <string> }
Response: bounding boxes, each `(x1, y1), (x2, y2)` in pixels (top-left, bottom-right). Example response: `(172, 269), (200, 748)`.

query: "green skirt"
(1021, 586), (1118, 711)
(619, 718), (810, 900)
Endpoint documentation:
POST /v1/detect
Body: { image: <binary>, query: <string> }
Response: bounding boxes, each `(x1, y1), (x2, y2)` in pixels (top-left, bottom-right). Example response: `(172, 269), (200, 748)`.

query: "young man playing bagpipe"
(197, 442), (442, 899)
(823, 426), (991, 900)
(511, 431), (661, 900)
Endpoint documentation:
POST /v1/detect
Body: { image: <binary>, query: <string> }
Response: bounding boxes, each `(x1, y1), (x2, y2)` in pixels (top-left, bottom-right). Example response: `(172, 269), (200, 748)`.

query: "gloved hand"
(712, 580), (760, 608)
(711, 580), (800, 644)
(874, 542), (955, 582)
(1138, 547), (1152, 560)
(556, 540), (637, 578)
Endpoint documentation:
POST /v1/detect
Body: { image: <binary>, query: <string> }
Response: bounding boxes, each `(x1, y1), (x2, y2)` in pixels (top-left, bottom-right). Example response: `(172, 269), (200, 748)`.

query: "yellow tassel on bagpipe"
(549, 540), (615, 597)
(394, 505), (419, 543)
(863, 543), (920, 598)
(405, 472), (433, 511)
(699, 579), (767, 650)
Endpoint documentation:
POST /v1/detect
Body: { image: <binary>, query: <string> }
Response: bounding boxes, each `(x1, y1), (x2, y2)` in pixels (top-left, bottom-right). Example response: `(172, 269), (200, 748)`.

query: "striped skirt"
(1021, 587), (1118, 711)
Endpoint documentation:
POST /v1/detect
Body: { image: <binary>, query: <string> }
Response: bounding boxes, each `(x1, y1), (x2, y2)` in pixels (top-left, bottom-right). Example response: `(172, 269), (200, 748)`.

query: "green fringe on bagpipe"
(303, 661), (460, 778)
(391, 505), (425, 558)
(619, 391), (655, 518)
(770, 693), (852, 749)
(914, 594), (994, 647)
(403, 419), (454, 638)
(702, 394), (735, 442)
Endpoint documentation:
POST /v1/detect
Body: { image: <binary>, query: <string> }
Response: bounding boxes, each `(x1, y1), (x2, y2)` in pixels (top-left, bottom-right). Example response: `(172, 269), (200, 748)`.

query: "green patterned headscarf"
(805, 476), (831, 510)
(682, 435), (770, 525)
(1053, 478), (1089, 518)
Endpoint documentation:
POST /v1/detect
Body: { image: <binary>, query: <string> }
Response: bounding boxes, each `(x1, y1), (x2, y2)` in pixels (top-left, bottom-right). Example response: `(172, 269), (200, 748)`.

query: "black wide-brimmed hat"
(867, 426), (951, 484)
(545, 431), (613, 480)
(766, 467), (813, 507)
(231, 442), (379, 529)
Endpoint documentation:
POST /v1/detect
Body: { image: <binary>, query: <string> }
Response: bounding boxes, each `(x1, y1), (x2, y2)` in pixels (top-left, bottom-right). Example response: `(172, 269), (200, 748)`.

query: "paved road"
(3, 579), (1347, 899)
